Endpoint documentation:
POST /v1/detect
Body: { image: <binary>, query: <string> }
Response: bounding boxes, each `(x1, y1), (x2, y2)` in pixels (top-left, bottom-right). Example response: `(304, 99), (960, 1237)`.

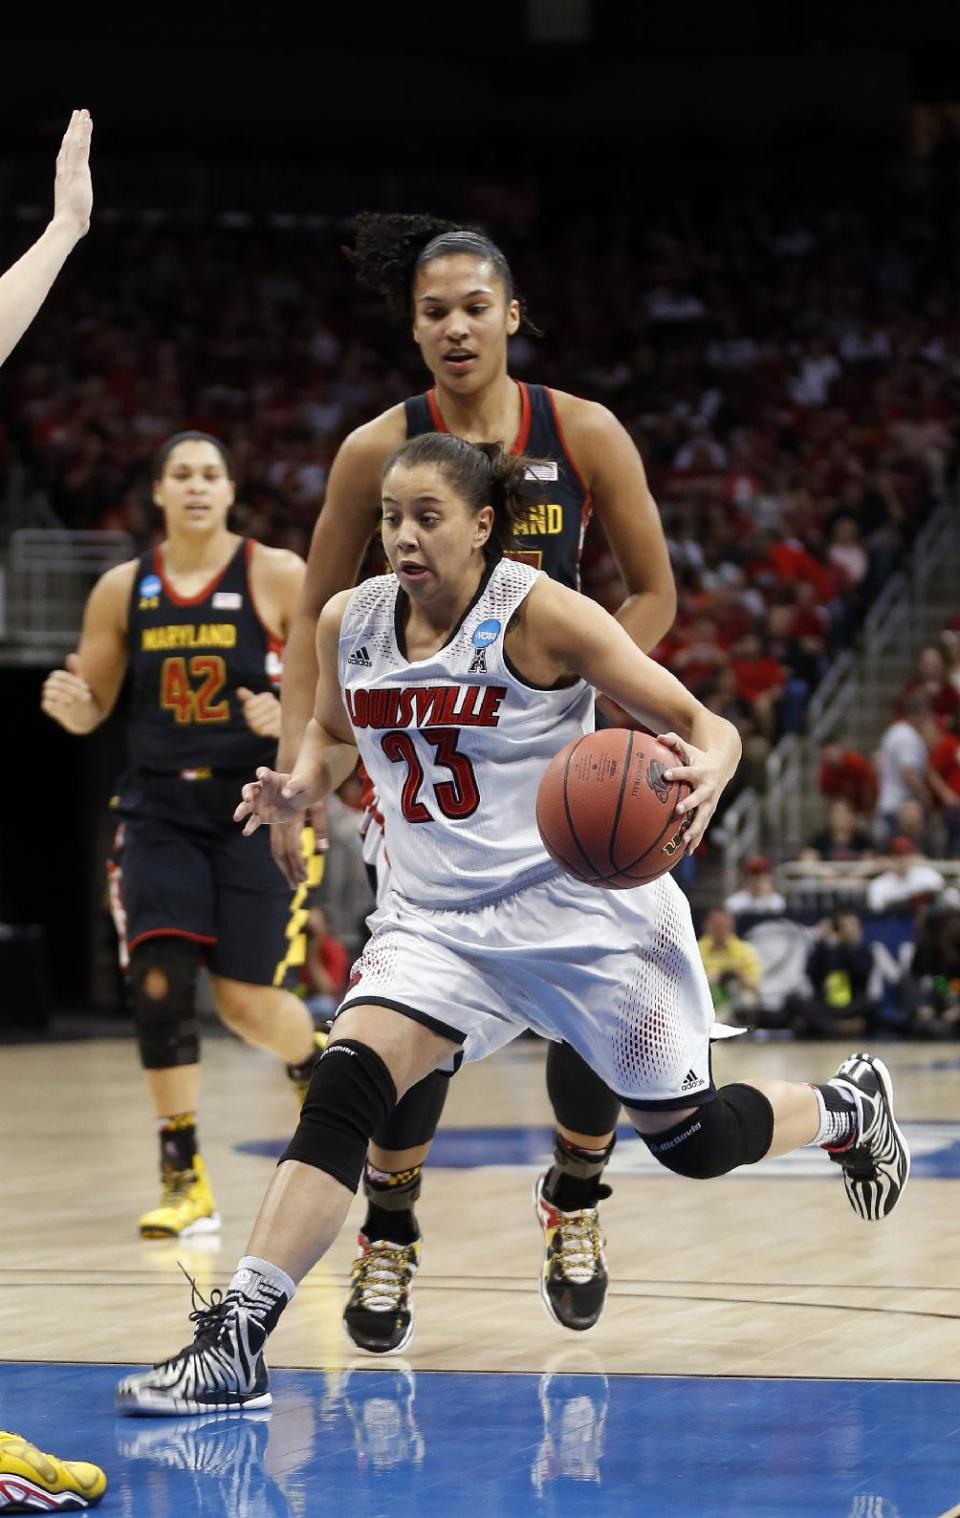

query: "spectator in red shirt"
(767, 537), (841, 602)
(818, 740), (878, 818)
(928, 715), (960, 855)
(671, 616), (729, 697)
(898, 646), (960, 730)
(729, 631), (804, 736)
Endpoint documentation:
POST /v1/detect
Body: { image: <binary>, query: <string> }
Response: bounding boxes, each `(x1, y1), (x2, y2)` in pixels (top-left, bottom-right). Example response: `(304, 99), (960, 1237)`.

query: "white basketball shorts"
(337, 870), (715, 1110)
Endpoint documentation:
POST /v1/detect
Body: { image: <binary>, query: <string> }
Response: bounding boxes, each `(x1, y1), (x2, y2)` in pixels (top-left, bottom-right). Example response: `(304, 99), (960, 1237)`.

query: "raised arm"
(0, 110), (92, 368)
(40, 560), (133, 735)
(554, 393), (676, 652)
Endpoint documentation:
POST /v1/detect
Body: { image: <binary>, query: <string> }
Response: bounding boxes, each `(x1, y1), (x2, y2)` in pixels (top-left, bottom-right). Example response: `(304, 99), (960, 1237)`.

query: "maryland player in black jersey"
(41, 432), (322, 1240)
(270, 216), (676, 1351)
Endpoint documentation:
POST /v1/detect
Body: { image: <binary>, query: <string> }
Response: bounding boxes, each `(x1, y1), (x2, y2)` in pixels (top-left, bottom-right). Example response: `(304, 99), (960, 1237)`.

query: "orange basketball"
(536, 729), (693, 889)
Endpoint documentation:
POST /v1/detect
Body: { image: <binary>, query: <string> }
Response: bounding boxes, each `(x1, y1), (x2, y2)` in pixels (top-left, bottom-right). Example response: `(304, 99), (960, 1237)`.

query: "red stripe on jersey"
(545, 388), (593, 527)
(426, 382), (532, 456)
(153, 542), (239, 607)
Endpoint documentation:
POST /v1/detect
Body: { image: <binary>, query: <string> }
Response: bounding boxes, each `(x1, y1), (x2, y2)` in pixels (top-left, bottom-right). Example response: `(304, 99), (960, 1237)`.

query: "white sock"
(806, 1081), (862, 1150)
(230, 1255), (296, 1318)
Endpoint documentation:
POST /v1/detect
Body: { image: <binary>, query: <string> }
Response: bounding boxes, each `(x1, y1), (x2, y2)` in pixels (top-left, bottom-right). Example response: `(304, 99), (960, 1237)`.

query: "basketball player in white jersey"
(117, 433), (909, 1415)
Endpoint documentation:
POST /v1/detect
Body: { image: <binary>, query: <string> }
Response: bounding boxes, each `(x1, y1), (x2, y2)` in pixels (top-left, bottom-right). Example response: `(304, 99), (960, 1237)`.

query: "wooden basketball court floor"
(2, 1030), (959, 1515)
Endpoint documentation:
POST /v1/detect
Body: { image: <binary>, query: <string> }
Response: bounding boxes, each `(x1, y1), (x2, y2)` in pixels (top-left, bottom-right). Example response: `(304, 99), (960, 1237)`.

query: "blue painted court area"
(237, 1118), (960, 1179)
(2, 1362), (959, 1517)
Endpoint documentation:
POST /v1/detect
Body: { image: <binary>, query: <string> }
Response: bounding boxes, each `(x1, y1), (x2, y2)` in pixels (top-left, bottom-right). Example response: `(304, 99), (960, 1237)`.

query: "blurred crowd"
(698, 617), (960, 1039)
(6, 178), (960, 1039)
(2, 181), (958, 776)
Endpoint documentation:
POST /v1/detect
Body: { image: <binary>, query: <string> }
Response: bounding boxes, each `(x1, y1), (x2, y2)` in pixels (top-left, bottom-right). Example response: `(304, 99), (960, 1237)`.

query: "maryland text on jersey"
(141, 623), (238, 651)
(345, 684), (508, 731)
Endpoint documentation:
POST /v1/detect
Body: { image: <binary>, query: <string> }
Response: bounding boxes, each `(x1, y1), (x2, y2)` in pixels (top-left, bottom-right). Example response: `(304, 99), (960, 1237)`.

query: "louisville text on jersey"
(345, 684), (508, 730)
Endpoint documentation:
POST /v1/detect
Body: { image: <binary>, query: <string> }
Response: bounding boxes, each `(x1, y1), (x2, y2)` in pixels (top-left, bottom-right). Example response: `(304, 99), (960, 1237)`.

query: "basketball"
(536, 729), (693, 889)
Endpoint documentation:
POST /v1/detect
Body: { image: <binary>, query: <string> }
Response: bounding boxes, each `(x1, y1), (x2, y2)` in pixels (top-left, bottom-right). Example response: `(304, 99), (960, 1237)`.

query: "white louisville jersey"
(339, 559), (594, 909)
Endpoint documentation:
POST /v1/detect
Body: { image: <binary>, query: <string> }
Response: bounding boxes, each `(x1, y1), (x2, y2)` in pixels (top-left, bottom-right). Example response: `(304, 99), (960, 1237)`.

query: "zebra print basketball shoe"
(115, 1275), (281, 1416)
(828, 1053), (910, 1222)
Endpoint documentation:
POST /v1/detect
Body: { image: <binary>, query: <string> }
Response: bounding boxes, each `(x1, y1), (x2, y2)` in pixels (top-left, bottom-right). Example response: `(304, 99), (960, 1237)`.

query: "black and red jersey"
(404, 382), (591, 589)
(124, 538), (281, 775)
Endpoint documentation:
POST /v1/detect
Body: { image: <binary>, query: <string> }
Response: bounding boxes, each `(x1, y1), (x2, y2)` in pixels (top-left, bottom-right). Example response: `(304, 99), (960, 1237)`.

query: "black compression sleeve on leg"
(546, 1040), (621, 1136)
(639, 1084), (774, 1179)
(370, 1068), (451, 1151)
(129, 938), (201, 1070)
(282, 1039), (398, 1193)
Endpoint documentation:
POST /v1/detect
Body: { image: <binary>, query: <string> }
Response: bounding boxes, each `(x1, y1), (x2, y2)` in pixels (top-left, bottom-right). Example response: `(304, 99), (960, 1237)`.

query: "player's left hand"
(235, 767), (309, 836)
(236, 686), (281, 739)
(656, 731), (731, 854)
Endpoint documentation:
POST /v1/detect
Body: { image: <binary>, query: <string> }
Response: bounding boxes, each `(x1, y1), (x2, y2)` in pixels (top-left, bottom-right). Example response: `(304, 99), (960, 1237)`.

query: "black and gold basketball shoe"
(342, 1235), (421, 1354)
(534, 1175), (609, 1332)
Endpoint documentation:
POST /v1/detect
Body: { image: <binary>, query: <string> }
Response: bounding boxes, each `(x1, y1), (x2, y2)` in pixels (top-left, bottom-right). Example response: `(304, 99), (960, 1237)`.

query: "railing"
(764, 733), (803, 846)
(911, 498), (959, 594)
(0, 461), (64, 543)
(4, 530), (133, 646)
(715, 493), (960, 883)
(715, 786), (761, 897)
(807, 649), (858, 744)
(861, 571), (908, 705)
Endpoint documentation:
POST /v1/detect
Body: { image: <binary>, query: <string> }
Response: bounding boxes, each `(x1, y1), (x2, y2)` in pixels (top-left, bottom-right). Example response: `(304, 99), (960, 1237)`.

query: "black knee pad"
(371, 1067), (451, 1150)
(129, 938), (201, 1070)
(639, 1084), (774, 1179)
(546, 1040), (621, 1136)
(283, 1039), (398, 1193)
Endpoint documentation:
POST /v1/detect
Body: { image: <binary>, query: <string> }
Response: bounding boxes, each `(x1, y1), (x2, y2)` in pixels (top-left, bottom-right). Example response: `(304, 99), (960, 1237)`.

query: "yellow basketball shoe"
(0, 1431), (106, 1510)
(139, 1155), (220, 1239)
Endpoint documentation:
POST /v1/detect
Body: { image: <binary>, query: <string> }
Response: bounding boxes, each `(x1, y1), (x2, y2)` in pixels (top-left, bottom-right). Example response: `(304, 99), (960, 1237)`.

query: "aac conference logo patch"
(472, 618), (502, 648)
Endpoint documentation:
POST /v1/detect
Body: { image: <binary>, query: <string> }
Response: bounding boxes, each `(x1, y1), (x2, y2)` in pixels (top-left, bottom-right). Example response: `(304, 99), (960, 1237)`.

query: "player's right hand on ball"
(41, 653), (97, 733)
(235, 767), (309, 836)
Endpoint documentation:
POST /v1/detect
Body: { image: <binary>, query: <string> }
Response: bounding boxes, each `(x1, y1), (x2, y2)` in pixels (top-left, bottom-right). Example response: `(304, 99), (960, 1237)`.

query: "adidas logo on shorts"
(681, 1069), (704, 1092)
(348, 645), (372, 667)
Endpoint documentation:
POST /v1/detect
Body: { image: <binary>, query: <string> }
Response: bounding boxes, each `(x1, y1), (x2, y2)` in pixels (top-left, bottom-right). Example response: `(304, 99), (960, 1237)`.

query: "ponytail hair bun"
(346, 212), (541, 336)
(382, 432), (547, 564)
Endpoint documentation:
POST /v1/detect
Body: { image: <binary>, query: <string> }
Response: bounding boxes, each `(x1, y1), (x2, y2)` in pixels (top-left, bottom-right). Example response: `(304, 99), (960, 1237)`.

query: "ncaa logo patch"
(139, 574), (162, 599)
(472, 618), (502, 648)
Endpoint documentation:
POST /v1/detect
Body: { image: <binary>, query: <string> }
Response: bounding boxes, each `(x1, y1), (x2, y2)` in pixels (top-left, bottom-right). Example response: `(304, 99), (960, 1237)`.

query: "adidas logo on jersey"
(348, 645), (372, 667)
(681, 1068), (704, 1092)
(468, 647), (487, 674)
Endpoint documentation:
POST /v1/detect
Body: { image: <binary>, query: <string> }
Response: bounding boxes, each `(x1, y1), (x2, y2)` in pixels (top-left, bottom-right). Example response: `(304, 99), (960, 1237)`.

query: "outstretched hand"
(53, 109), (92, 240)
(657, 731), (730, 854)
(235, 767), (311, 836)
